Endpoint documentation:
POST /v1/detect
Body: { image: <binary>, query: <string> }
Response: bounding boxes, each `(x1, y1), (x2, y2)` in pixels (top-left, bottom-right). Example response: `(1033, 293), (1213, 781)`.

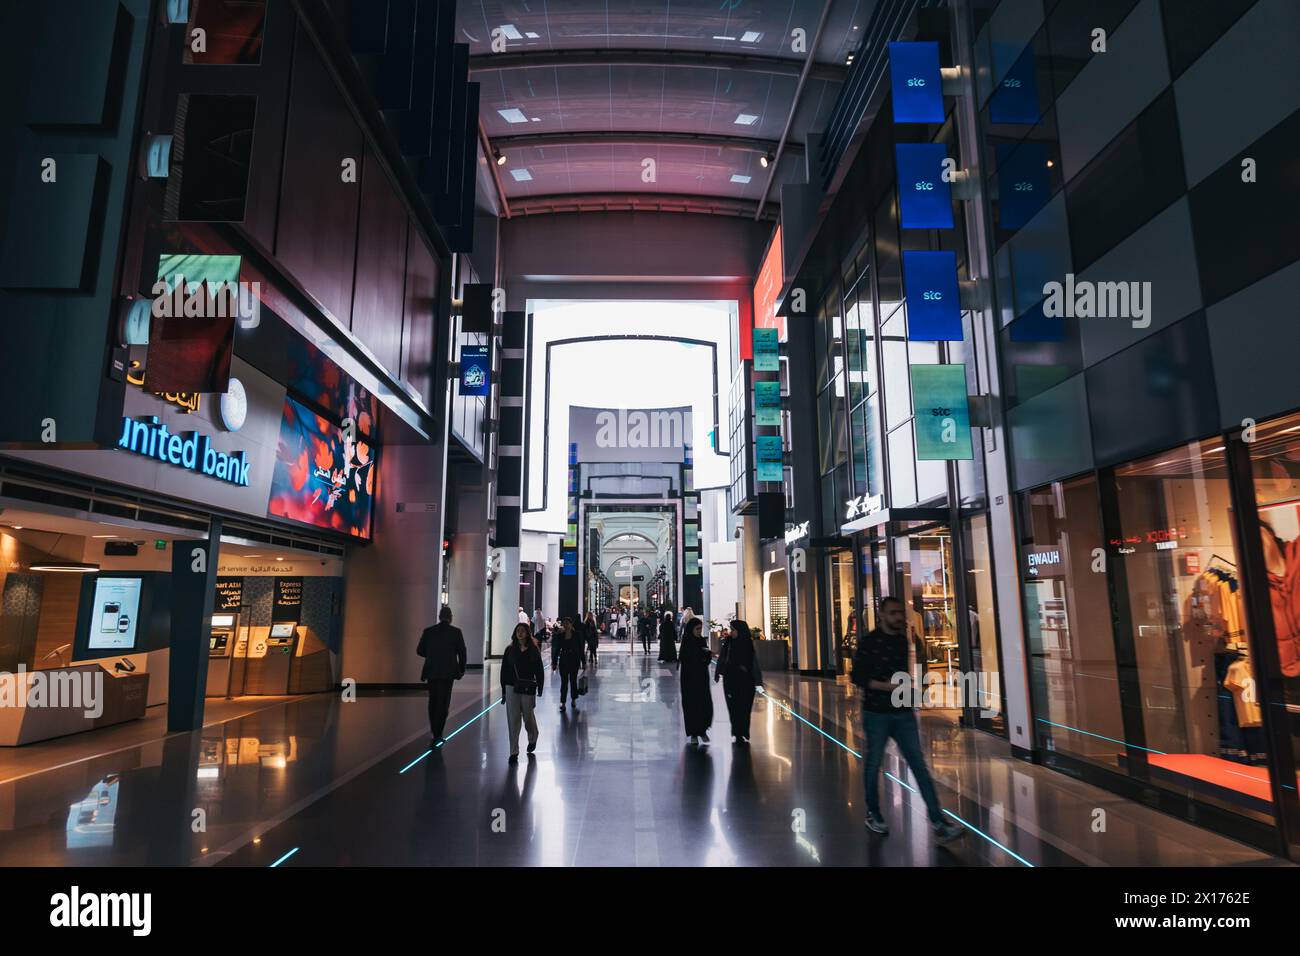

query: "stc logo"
(923, 289), (943, 301)
(914, 180), (935, 191)
(906, 76), (926, 87)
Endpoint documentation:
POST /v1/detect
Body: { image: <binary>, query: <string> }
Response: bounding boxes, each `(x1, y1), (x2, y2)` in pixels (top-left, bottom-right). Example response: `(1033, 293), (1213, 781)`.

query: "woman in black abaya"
(715, 619), (762, 743)
(657, 610), (679, 663)
(678, 617), (713, 744)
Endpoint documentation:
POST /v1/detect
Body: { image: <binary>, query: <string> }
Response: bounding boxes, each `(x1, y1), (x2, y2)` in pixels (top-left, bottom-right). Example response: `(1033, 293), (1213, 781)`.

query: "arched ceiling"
(462, 0), (878, 217)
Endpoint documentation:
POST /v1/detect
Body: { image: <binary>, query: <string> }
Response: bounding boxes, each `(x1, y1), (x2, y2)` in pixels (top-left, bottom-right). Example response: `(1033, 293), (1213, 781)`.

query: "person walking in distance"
(678, 617), (713, 744)
(715, 619), (761, 742)
(657, 610), (679, 663)
(640, 610), (653, 655)
(502, 623), (544, 762)
(416, 606), (468, 746)
(583, 611), (600, 667)
(853, 596), (964, 842)
(553, 616), (587, 711)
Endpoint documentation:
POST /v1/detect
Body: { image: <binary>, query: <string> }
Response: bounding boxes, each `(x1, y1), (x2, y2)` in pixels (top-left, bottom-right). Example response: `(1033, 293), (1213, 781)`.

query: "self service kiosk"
(242, 622), (299, 695)
(206, 614), (238, 697)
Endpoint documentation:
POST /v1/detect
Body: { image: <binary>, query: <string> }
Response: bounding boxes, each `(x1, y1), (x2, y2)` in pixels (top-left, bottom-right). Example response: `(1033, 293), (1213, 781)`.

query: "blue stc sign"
(118, 416), (251, 486)
(460, 345), (491, 396)
(903, 250), (962, 341)
(996, 142), (1050, 230)
(888, 42), (945, 123)
(895, 144), (954, 229)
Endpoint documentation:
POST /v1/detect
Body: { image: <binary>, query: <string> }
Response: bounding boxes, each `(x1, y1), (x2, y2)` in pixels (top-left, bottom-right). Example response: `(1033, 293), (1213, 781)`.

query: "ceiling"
(464, 0), (879, 217)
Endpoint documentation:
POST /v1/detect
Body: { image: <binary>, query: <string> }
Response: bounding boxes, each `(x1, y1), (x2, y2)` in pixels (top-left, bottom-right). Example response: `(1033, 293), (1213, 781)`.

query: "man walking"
(417, 605), (467, 746)
(852, 596), (963, 843)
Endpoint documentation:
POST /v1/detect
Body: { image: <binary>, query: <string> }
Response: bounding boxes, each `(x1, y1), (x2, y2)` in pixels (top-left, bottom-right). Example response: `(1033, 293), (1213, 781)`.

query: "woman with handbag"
(678, 617), (713, 744)
(502, 623), (545, 761)
(553, 616), (587, 711)
(715, 619), (762, 743)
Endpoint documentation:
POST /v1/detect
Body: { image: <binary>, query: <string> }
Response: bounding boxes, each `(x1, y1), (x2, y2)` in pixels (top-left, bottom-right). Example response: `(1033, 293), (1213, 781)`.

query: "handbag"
(578, 674), (589, 696)
(511, 652), (538, 695)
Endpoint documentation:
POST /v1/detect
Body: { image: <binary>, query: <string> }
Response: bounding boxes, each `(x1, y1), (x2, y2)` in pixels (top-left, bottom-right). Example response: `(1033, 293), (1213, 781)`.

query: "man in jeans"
(852, 596), (963, 843)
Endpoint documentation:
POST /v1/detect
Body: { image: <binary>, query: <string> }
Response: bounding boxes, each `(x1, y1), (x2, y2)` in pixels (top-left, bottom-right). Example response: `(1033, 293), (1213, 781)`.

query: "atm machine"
(244, 622), (298, 695)
(206, 613), (238, 697)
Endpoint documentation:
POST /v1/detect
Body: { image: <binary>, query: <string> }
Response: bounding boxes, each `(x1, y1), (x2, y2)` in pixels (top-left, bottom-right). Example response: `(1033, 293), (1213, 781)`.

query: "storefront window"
(1022, 475), (1126, 771)
(1247, 411), (1300, 805)
(827, 551), (857, 674)
(963, 514), (1004, 734)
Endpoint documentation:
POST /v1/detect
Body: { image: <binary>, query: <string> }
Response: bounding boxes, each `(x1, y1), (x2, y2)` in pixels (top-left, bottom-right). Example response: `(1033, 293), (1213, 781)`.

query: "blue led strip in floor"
(399, 697), (504, 774)
(269, 847), (300, 868)
(759, 686), (1035, 867)
(1035, 717), (1166, 755)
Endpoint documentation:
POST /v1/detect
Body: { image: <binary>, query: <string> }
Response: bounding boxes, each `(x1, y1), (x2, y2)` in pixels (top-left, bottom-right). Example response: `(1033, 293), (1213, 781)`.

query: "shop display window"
(1113, 439), (1273, 821)
(1021, 475), (1126, 770)
(1247, 411), (1300, 806)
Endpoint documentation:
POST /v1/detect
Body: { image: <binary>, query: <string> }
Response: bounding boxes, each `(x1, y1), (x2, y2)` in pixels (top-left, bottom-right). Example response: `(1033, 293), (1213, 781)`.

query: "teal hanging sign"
(752, 328), (779, 371)
(910, 364), (973, 460)
(754, 380), (781, 426)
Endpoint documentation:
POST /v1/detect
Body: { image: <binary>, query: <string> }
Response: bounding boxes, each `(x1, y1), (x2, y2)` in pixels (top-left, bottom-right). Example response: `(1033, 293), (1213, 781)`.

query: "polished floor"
(0, 641), (1288, 866)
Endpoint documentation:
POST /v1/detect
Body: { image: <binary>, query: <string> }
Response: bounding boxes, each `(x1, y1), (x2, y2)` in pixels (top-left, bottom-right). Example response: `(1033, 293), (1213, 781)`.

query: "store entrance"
(898, 524), (962, 725)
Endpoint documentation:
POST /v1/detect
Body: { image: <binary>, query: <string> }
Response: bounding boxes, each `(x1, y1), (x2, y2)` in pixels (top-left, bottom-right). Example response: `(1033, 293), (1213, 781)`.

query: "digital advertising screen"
(268, 396), (378, 538)
(87, 578), (143, 651)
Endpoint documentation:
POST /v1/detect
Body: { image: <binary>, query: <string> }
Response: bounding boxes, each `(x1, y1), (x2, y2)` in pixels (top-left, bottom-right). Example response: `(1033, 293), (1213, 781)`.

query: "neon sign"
(117, 416), (250, 486)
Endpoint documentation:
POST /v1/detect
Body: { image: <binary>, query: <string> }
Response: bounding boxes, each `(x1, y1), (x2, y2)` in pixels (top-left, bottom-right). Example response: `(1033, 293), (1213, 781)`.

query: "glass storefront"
(1021, 422), (1300, 849)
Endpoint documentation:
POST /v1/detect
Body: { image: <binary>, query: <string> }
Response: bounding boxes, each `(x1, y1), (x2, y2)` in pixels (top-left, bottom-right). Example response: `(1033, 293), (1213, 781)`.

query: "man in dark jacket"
(852, 596), (963, 843)
(417, 605), (467, 745)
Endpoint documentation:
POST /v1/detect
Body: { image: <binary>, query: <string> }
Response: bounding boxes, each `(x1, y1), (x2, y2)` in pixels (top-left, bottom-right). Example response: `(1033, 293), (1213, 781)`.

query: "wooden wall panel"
(351, 144), (408, 376)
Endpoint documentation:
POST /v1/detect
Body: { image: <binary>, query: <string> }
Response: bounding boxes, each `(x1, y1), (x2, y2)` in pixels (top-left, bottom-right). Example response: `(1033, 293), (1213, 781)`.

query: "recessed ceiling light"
(712, 35), (736, 41)
(510, 168), (533, 181)
(275, 557), (284, 562)
(740, 31), (762, 43)
(10, 526), (23, 530)
(498, 108), (528, 124)
(731, 173), (752, 184)
(530, 116), (541, 122)
(499, 24), (523, 40)
(734, 113), (759, 126)
(31, 561), (100, 573)
(92, 534), (118, 539)
(525, 31), (540, 39)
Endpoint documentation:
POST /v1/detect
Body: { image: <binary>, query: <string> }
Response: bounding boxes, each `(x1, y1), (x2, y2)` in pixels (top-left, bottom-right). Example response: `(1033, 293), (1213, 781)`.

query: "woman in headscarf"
(715, 619), (762, 743)
(657, 609), (679, 663)
(678, 616), (713, 744)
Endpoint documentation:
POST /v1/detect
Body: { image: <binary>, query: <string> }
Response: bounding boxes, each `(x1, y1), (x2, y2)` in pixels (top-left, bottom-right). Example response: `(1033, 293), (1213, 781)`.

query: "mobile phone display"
(87, 579), (143, 651)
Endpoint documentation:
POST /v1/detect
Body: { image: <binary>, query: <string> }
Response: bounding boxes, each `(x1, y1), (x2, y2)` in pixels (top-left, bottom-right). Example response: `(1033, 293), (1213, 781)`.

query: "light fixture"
(760, 152), (773, 168)
(31, 561), (100, 573)
(734, 113), (759, 126)
(275, 557), (285, 562)
(1046, 159), (1054, 168)
(497, 107), (528, 124)
(730, 173), (752, 184)
(494, 148), (506, 166)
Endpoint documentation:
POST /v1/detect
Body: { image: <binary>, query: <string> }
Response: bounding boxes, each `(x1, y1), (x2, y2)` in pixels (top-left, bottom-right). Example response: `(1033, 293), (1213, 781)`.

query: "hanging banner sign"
(910, 364), (973, 460)
(460, 346), (491, 396)
(754, 380), (782, 425)
(903, 250), (962, 340)
(889, 42), (945, 123)
(895, 144), (954, 229)
(989, 45), (1040, 125)
(214, 578), (244, 612)
(756, 435), (784, 482)
(996, 142), (1051, 230)
(272, 577), (303, 623)
(752, 327), (780, 371)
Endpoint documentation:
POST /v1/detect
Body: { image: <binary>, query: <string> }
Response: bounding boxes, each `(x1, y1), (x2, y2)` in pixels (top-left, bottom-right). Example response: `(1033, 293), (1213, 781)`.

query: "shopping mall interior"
(0, 0), (1298, 906)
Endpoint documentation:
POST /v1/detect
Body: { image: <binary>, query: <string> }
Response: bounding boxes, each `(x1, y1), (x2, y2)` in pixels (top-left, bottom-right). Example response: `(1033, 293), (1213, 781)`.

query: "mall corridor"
(0, 645), (1281, 868)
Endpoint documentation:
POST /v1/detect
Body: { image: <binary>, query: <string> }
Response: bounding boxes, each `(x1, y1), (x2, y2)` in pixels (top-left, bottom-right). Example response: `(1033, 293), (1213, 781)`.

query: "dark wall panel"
(401, 225), (438, 409)
(276, 23), (364, 328)
(1086, 313), (1220, 467)
(351, 145), (408, 375)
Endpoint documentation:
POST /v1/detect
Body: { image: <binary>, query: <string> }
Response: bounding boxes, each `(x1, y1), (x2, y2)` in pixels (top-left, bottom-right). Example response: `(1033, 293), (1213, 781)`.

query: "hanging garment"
(1224, 658), (1263, 729)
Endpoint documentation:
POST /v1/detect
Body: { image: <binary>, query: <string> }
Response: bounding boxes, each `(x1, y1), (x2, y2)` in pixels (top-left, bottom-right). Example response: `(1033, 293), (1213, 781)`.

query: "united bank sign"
(118, 416), (251, 487)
